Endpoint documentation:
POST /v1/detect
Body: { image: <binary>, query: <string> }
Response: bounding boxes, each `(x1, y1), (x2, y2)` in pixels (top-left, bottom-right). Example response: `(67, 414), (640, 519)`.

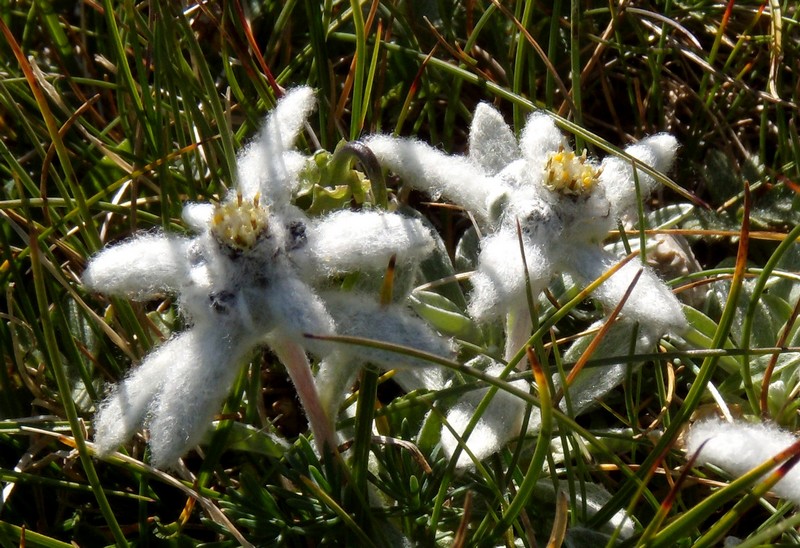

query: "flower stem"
(271, 338), (338, 456)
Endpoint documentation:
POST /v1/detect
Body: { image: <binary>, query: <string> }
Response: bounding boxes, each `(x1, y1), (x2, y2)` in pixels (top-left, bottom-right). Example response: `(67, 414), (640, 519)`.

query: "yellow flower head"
(543, 146), (599, 196)
(210, 192), (270, 251)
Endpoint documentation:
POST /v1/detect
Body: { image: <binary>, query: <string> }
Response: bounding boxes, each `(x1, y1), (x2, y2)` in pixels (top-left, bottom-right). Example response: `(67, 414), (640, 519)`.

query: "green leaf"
(409, 290), (480, 341)
(207, 421), (288, 459)
(681, 306), (742, 375)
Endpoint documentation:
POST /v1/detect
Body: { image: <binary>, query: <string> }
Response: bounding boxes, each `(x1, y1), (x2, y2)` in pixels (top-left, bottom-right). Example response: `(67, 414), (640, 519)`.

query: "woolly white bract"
(440, 322), (665, 470)
(85, 87), (443, 468)
(292, 209), (436, 279)
(366, 104), (685, 335)
(686, 419), (800, 505)
(315, 292), (454, 422)
(440, 360), (529, 469)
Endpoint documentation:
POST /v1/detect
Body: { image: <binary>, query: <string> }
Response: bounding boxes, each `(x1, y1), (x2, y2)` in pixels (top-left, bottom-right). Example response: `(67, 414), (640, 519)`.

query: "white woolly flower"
(686, 419), (800, 505)
(366, 103), (687, 467)
(365, 104), (686, 338)
(87, 191), (333, 468)
(85, 87), (442, 467)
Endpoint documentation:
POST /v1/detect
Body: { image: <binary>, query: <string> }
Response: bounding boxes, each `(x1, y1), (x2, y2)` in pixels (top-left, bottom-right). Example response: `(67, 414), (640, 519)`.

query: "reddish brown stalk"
(334, 0), (381, 125)
(488, 0), (576, 117)
(40, 94), (102, 226)
(637, 438), (690, 544)
(546, 490), (568, 548)
(451, 491), (473, 548)
(760, 295), (800, 417)
(393, 44), (438, 135)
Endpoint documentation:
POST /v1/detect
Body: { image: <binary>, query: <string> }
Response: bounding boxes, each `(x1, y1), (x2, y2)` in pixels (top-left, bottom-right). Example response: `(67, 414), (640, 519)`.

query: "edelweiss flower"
(85, 87), (442, 467)
(366, 104), (685, 337)
(366, 104), (687, 466)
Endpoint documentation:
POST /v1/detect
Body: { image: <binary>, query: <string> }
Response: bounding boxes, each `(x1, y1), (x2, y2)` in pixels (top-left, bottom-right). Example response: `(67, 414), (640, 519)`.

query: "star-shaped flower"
(366, 103), (687, 467)
(85, 87), (443, 467)
(366, 103), (686, 339)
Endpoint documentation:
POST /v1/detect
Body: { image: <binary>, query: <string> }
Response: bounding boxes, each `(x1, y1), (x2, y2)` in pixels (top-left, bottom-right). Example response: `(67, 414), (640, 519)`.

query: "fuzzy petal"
(146, 323), (253, 468)
(686, 419), (800, 505)
(237, 86), (316, 205)
(314, 354), (361, 421)
(92, 334), (180, 457)
(559, 321), (657, 415)
(599, 134), (679, 219)
(365, 134), (499, 220)
(519, 112), (568, 173)
(182, 203), (214, 232)
(468, 229), (552, 321)
(441, 362), (530, 469)
(566, 245), (686, 338)
(83, 234), (190, 300)
(240, 273), (335, 360)
(321, 291), (454, 371)
(468, 103), (518, 176)
(294, 209), (435, 278)
(393, 367), (448, 393)
(315, 354), (448, 427)
(264, 87), (316, 152)
(313, 293), (452, 422)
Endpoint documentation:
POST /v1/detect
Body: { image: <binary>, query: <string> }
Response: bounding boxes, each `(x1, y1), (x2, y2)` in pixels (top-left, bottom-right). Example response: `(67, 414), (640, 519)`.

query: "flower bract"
(686, 419), (800, 505)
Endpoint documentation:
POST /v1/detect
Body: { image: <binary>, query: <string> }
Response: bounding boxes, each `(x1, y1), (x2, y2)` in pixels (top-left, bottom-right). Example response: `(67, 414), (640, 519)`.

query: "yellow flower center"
(210, 193), (269, 251)
(543, 147), (599, 196)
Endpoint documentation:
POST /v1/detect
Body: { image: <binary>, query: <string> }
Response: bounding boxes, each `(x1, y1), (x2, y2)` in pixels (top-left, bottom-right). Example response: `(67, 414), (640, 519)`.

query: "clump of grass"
(1, 1), (799, 546)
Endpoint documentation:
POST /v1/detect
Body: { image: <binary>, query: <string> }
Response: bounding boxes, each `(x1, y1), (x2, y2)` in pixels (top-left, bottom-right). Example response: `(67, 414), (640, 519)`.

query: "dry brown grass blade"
(564, 268), (643, 388)
(231, 0), (281, 96)
(422, 17), (493, 83)
(488, 0), (576, 116)
(647, 439), (708, 539)
(616, 228), (793, 243)
(333, 0), (381, 126)
(393, 44), (439, 135)
(450, 490), (473, 548)
(20, 426), (255, 547)
(546, 489), (569, 548)
(767, 0), (783, 99)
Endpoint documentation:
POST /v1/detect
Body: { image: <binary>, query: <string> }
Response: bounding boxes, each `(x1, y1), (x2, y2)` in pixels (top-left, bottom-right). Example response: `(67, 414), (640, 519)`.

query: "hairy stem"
(271, 337), (338, 456)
